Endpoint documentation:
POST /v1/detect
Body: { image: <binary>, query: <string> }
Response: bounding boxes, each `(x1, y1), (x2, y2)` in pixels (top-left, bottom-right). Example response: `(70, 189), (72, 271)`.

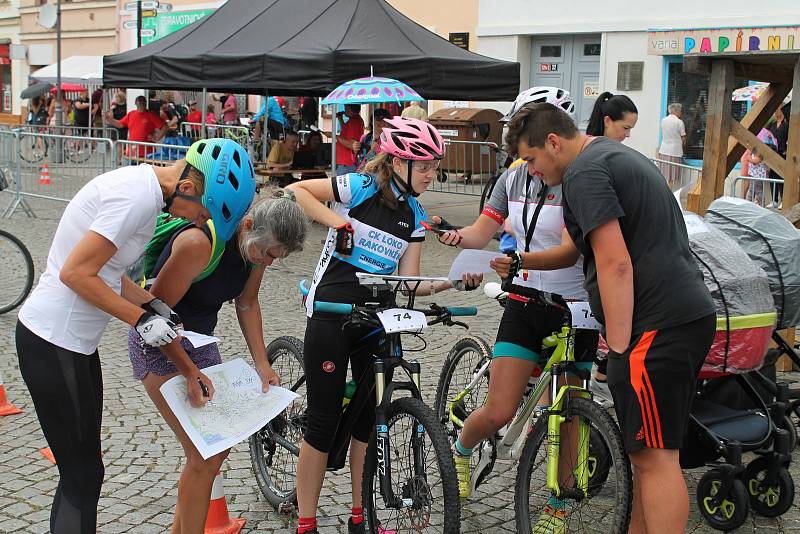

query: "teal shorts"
(492, 297), (597, 372)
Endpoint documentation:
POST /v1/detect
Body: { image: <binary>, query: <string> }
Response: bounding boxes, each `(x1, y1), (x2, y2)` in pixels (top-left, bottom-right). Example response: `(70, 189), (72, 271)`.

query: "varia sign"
(648, 26), (800, 55)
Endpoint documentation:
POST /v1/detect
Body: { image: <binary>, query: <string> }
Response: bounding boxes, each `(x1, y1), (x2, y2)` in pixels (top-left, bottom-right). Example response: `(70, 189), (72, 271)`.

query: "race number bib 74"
(567, 301), (602, 331)
(376, 308), (428, 334)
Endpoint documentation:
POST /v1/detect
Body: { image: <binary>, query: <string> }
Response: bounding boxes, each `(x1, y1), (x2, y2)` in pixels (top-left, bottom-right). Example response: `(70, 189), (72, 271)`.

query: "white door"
(531, 34), (601, 131)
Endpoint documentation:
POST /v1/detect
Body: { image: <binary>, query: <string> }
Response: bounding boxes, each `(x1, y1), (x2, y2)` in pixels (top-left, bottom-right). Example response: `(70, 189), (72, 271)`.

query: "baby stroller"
(679, 211), (795, 531)
(680, 323), (794, 531)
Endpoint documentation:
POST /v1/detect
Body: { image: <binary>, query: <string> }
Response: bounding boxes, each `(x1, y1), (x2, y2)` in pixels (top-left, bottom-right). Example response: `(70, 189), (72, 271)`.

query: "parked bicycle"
(250, 273), (473, 533)
(18, 127), (93, 165)
(0, 229), (34, 314)
(435, 281), (633, 533)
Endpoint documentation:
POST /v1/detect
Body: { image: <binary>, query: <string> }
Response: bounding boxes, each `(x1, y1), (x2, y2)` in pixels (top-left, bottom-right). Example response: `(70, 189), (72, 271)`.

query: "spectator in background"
(586, 91), (638, 142)
(73, 89), (91, 129)
(386, 102), (401, 117)
(658, 103), (687, 187)
(147, 90), (162, 114)
(48, 93), (70, 127)
(27, 95), (48, 127)
(746, 147), (771, 206)
(109, 91), (128, 141)
(356, 108), (392, 170)
(160, 103), (179, 137)
(253, 96), (289, 140)
(401, 100), (428, 121)
(221, 92), (238, 125)
(185, 100), (201, 137)
(769, 103), (789, 206)
(300, 96), (318, 129)
(335, 104), (364, 175)
(266, 130), (299, 187)
(91, 89), (104, 130)
(105, 95), (165, 159)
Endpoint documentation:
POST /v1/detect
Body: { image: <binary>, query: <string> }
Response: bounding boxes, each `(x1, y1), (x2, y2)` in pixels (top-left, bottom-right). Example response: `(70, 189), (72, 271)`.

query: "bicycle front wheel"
(515, 397), (632, 534)
(363, 397), (460, 534)
(0, 230), (34, 314)
(248, 335), (307, 508)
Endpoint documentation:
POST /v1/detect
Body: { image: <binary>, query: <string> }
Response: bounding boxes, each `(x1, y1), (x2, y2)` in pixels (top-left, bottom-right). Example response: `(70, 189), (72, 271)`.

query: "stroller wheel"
(696, 469), (749, 531)
(743, 457), (795, 517)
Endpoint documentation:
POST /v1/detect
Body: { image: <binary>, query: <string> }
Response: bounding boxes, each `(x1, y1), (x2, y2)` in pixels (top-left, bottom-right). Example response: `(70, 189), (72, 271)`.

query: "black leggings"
(16, 321), (104, 534)
(303, 316), (379, 453)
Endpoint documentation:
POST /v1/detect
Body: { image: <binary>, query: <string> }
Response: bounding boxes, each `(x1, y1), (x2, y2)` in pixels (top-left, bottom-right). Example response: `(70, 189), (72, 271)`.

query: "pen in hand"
(198, 377), (209, 398)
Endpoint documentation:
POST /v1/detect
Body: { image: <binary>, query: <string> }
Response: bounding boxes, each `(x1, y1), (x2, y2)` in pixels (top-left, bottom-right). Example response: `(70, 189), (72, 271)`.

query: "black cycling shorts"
(607, 313), (716, 453)
(493, 297), (598, 372)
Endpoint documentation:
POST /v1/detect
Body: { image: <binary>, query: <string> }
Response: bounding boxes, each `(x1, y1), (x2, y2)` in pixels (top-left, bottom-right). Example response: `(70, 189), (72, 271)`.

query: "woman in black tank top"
(126, 190), (308, 532)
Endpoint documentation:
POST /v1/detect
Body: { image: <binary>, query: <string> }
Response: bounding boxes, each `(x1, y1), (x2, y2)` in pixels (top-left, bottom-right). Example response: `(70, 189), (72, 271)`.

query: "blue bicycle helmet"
(181, 138), (256, 242)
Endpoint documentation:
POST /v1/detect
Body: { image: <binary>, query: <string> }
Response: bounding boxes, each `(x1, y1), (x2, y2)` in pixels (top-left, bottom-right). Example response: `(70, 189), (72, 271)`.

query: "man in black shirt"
(506, 103), (715, 534)
(72, 89), (90, 129)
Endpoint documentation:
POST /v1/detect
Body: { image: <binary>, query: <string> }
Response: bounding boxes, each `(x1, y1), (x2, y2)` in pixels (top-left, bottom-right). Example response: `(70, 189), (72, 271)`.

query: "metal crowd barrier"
(18, 124), (120, 141)
(651, 158), (701, 193)
(180, 122), (253, 158)
(430, 140), (503, 196)
(729, 175), (786, 209)
(115, 139), (190, 168)
(0, 129), (116, 217)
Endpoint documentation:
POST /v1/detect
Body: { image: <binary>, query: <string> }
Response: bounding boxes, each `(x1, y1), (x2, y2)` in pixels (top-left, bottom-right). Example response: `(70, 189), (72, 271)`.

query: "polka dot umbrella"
(322, 76), (424, 105)
(732, 82), (792, 103)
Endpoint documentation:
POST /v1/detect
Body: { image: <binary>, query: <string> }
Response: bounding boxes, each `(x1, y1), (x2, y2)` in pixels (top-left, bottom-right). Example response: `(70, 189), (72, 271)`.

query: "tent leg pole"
(331, 104), (337, 176)
(261, 89), (269, 163)
(201, 88), (207, 139)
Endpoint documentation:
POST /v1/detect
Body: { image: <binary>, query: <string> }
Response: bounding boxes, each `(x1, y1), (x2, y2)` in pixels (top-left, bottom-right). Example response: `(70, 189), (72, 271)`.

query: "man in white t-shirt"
(658, 103), (687, 186)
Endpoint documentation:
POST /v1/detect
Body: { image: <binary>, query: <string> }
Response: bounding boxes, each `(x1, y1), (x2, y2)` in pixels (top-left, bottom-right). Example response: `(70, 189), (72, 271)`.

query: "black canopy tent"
(102, 0), (520, 101)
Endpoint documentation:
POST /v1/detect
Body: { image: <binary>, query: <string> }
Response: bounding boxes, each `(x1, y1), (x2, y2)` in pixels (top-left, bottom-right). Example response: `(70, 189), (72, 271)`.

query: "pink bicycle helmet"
(379, 117), (445, 161)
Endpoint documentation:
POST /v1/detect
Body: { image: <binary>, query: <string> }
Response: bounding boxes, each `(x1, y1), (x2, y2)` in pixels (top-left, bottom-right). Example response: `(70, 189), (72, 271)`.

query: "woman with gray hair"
(658, 102), (687, 187)
(126, 189), (308, 533)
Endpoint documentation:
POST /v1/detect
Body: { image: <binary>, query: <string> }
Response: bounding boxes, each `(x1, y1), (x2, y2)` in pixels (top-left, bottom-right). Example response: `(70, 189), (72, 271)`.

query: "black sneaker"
(297, 530), (319, 534)
(348, 518), (366, 534)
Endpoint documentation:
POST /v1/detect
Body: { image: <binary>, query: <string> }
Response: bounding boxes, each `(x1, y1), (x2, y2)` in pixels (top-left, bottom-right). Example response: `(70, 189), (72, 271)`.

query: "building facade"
(476, 0), (800, 158)
(0, 0), (21, 115)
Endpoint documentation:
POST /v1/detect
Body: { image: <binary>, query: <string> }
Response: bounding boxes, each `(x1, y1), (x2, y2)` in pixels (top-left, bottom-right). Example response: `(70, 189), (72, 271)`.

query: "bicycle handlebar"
(313, 301), (477, 319)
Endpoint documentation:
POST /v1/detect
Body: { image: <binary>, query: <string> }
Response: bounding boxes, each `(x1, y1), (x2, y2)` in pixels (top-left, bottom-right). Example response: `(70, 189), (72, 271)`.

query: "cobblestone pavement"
(1, 190), (799, 533)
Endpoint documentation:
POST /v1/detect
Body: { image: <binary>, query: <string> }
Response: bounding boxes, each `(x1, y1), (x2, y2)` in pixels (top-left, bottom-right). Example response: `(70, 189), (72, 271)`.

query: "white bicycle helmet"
(501, 86), (575, 122)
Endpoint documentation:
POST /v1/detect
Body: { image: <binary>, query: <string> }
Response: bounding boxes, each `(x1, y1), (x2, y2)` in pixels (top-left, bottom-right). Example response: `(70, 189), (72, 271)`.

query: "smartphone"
(420, 219), (460, 236)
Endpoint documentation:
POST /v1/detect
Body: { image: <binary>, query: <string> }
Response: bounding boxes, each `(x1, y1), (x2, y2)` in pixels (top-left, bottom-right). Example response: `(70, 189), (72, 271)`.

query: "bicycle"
(0, 229), (34, 314)
(249, 273), (473, 533)
(18, 126), (93, 165)
(435, 281), (633, 533)
(477, 146), (513, 215)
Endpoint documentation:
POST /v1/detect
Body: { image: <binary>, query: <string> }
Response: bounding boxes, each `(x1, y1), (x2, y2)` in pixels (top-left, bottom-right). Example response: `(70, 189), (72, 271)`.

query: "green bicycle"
(435, 281), (633, 533)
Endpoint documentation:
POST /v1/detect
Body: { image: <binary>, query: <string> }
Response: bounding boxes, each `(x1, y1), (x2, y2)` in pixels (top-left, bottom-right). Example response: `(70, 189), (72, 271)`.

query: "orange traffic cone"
(39, 163), (51, 186)
(0, 371), (22, 416)
(40, 447), (56, 464)
(205, 472), (245, 534)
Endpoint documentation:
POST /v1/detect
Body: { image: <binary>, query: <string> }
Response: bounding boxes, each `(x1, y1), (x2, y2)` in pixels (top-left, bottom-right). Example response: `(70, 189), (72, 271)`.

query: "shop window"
(617, 62), (644, 91)
(583, 43), (601, 56)
(666, 62), (748, 160)
(540, 45), (562, 58)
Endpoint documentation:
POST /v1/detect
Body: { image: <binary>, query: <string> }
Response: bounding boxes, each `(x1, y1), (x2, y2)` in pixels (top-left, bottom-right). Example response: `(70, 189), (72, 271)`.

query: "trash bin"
(428, 108), (503, 182)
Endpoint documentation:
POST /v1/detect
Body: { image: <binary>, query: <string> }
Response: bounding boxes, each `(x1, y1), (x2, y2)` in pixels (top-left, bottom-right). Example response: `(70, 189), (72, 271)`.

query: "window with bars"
(666, 62), (748, 160)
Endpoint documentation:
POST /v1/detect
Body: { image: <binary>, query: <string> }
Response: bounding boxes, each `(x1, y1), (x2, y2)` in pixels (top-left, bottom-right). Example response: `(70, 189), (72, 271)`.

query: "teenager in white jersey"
(436, 87), (599, 528)
(15, 138), (255, 534)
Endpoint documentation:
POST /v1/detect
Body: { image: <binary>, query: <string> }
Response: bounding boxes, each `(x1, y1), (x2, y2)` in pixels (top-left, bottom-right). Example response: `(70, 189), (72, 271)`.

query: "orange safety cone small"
(0, 371), (22, 416)
(205, 472), (245, 534)
(40, 447), (56, 464)
(39, 163), (51, 186)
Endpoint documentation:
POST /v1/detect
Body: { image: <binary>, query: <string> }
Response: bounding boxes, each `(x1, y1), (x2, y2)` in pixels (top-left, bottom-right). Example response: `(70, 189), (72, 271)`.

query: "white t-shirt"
(19, 165), (164, 355)
(658, 114), (686, 157)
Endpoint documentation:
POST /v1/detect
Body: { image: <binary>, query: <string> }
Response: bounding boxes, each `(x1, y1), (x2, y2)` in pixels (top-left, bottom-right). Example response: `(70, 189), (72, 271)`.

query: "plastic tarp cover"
(684, 212), (775, 374)
(705, 196), (800, 329)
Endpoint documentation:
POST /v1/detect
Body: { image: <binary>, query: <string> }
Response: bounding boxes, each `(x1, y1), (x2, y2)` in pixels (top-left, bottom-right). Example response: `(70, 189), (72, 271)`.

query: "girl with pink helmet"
(286, 116), (480, 534)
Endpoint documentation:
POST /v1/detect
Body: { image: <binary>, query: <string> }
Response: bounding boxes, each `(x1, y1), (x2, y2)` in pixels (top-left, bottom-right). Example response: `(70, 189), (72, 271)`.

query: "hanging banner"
(648, 26), (800, 55)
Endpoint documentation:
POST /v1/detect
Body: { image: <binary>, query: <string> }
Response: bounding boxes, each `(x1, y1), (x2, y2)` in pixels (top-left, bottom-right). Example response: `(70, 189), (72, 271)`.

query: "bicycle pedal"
(278, 501), (296, 515)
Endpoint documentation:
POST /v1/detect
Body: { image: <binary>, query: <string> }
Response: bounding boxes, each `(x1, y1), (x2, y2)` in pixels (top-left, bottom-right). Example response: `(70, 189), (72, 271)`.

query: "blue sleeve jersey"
(305, 172), (426, 316)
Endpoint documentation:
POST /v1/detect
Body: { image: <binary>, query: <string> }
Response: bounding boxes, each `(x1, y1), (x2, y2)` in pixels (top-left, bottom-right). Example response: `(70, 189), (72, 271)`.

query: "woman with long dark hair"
(586, 91), (638, 140)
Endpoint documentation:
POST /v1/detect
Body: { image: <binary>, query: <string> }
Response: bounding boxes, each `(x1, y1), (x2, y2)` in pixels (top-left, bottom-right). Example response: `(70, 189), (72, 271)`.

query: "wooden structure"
(684, 51), (800, 216)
